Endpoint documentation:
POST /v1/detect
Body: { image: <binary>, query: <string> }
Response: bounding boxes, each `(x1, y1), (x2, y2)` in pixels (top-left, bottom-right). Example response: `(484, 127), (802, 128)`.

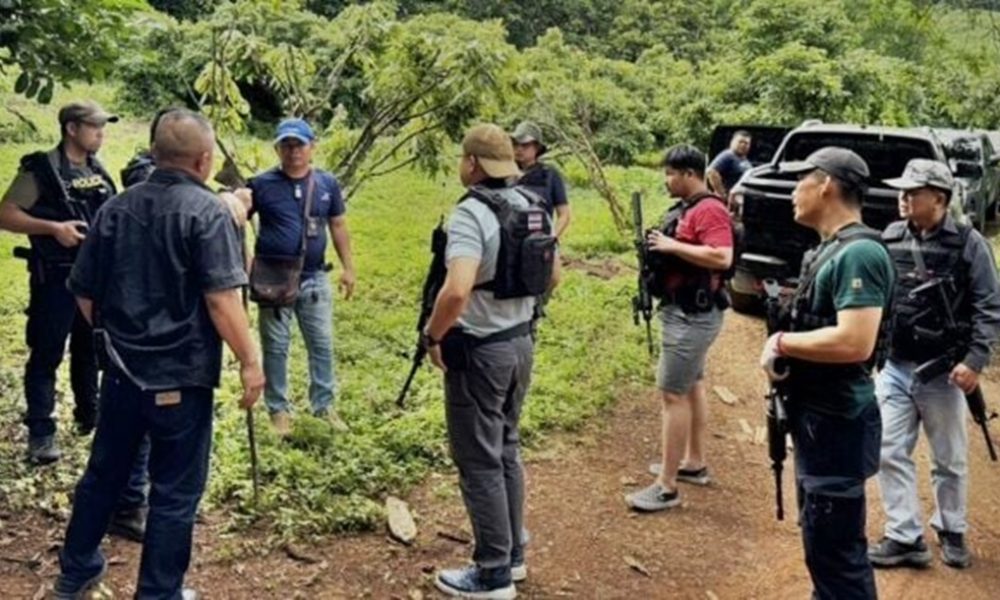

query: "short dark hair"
(819, 171), (865, 208)
(661, 144), (706, 178)
(150, 107), (184, 145)
(733, 130), (752, 140)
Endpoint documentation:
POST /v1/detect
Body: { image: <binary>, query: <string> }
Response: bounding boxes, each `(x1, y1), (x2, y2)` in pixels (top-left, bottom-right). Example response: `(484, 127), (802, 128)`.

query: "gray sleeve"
(961, 230), (1000, 372)
(445, 201), (484, 263)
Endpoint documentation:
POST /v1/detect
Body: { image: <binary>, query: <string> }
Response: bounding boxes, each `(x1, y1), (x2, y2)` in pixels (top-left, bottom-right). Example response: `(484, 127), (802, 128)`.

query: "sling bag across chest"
(249, 175), (315, 307)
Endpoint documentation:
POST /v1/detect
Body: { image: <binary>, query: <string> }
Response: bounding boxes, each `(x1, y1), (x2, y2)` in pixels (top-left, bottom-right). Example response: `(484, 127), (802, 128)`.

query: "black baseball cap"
(779, 146), (870, 186)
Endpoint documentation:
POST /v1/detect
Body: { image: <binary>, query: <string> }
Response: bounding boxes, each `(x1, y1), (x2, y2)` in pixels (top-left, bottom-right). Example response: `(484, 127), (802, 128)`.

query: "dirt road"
(3, 312), (1000, 598)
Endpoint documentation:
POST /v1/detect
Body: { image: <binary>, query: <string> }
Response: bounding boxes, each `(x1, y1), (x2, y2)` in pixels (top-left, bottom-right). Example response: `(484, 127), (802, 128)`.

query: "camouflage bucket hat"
(511, 121), (548, 156)
(884, 158), (955, 192)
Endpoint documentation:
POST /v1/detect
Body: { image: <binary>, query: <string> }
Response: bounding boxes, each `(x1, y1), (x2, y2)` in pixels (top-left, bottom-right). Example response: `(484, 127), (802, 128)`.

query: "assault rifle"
(631, 192), (654, 356)
(909, 277), (997, 462)
(396, 217), (448, 408)
(763, 278), (790, 520)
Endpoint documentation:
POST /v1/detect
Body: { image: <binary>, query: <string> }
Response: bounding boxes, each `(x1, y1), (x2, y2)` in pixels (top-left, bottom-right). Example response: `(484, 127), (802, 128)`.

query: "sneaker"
(27, 435), (61, 465)
(270, 411), (291, 437)
(647, 463), (711, 485)
(182, 589), (199, 600)
(625, 483), (681, 512)
(867, 536), (932, 568)
(314, 408), (349, 433)
(53, 561), (108, 599)
(108, 507), (146, 543)
(435, 565), (516, 599)
(938, 531), (972, 569)
(510, 544), (527, 583)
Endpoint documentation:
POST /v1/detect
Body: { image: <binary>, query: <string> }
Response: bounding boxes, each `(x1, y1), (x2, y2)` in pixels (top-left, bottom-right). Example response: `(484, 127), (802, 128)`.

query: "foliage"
(0, 0), (144, 103)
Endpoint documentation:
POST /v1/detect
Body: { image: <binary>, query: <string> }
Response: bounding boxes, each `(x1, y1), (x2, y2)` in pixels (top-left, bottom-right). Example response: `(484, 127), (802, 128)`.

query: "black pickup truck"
(727, 122), (965, 312)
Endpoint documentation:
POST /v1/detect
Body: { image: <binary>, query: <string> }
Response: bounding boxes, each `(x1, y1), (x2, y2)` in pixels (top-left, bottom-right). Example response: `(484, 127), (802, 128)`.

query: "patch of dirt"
(561, 256), (626, 280)
(3, 313), (1000, 598)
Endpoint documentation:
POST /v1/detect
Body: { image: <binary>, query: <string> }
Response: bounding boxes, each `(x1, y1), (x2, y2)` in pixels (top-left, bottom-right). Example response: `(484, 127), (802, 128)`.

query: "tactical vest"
(21, 147), (116, 265)
(650, 191), (733, 313)
(784, 223), (893, 385)
(517, 163), (555, 212)
(882, 219), (972, 364)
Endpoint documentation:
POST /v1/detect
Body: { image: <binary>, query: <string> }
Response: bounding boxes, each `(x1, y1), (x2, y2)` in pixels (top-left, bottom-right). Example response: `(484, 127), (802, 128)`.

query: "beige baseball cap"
(462, 124), (521, 179)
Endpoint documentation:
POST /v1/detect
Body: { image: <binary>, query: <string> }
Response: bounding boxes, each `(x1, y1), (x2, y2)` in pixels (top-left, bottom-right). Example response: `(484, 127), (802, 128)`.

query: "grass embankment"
(0, 81), (668, 539)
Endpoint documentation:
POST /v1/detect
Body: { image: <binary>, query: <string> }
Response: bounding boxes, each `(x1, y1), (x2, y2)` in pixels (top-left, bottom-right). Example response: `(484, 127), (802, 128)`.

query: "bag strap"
(299, 173), (316, 256)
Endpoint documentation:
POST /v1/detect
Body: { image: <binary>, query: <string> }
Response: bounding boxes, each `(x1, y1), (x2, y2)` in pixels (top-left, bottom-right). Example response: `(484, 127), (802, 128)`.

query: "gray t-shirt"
(446, 186), (537, 337)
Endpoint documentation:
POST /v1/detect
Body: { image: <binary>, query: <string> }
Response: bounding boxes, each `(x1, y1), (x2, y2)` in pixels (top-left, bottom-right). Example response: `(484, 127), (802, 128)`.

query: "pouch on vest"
(468, 186), (555, 299)
(249, 175), (315, 307)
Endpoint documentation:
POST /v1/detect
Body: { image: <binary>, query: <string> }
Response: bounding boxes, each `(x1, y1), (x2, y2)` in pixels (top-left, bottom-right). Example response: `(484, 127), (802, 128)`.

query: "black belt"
(448, 322), (532, 347)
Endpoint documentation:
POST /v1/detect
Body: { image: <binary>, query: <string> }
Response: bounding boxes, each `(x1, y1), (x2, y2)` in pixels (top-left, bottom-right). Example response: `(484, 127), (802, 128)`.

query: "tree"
(0, 0), (144, 103)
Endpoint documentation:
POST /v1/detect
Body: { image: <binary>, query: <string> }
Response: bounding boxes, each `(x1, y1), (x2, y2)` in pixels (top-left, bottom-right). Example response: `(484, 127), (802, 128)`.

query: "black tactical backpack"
(468, 185), (556, 299)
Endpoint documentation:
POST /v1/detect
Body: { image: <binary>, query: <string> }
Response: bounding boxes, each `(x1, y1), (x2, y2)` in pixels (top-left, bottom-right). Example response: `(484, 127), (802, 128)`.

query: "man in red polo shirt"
(627, 144), (734, 512)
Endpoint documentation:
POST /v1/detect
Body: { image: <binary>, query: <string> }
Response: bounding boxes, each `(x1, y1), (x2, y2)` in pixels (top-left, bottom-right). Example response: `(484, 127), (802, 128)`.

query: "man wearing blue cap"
(247, 118), (356, 436)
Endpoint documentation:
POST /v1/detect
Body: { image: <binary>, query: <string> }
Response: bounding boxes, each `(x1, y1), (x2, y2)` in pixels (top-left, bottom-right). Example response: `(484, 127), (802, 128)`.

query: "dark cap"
(58, 101), (119, 128)
(884, 158), (954, 192)
(779, 146), (870, 186)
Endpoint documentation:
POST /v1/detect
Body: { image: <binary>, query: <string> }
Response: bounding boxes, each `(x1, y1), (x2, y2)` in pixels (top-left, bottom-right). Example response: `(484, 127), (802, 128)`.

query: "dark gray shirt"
(894, 215), (1000, 372)
(69, 168), (248, 391)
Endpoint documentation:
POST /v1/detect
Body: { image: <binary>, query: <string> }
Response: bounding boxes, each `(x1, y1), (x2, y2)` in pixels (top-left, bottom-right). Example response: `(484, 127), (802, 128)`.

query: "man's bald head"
(153, 109), (215, 181)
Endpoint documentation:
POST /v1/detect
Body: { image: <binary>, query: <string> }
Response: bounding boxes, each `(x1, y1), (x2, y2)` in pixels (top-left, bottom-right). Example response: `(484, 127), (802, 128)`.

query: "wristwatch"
(420, 331), (440, 350)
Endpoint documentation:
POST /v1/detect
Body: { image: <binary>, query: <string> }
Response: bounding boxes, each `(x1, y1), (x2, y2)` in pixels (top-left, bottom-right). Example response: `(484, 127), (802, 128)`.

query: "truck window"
(781, 133), (937, 182)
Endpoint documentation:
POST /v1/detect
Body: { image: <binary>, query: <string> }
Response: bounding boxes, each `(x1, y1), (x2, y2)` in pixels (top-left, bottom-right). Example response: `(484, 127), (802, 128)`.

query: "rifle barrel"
(396, 347), (426, 408)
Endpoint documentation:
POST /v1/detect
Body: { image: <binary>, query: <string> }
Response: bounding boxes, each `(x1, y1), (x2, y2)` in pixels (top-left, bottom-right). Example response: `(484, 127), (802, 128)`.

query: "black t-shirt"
(68, 168), (248, 391)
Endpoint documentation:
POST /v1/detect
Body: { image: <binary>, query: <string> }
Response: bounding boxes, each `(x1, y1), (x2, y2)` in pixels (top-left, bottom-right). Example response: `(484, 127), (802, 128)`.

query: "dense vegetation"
(1, 0), (998, 539)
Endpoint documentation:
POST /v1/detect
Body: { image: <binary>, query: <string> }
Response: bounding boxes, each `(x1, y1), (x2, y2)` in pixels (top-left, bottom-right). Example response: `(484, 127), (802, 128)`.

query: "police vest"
(882, 219), (972, 363)
(785, 223), (893, 385)
(21, 147), (116, 264)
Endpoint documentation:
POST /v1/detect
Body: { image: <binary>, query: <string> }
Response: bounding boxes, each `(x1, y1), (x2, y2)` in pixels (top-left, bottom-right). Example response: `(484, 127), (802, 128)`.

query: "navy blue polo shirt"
(249, 167), (346, 278)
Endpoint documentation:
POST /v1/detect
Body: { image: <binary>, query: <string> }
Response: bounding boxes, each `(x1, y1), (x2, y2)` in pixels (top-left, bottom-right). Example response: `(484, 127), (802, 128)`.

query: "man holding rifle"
(53, 109), (263, 599)
(0, 101), (117, 464)
(759, 147), (893, 599)
(423, 124), (558, 599)
(869, 159), (1000, 570)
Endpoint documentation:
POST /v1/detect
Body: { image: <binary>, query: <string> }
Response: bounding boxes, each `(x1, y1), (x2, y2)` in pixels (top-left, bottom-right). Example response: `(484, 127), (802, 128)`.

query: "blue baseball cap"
(274, 118), (315, 144)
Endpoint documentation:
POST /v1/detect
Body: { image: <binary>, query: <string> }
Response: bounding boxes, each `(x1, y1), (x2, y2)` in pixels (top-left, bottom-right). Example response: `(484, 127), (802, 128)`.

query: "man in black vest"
(760, 147), (894, 599)
(868, 159), (1000, 570)
(511, 121), (571, 239)
(0, 101), (117, 464)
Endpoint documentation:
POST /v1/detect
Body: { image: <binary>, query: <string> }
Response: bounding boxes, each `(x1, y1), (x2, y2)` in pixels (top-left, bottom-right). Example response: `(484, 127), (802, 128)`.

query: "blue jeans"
(59, 372), (213, 599)
(790, 401), (881, 600)
(875, 359), (968, 543)
(259, 275), (337, 415)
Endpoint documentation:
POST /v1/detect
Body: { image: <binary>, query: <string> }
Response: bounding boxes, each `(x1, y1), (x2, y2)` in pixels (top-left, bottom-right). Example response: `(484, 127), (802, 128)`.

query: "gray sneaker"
(27, 435), (61, 465)
(868, 536), (932, 568)
(938, 531), (972, 569)
(647, 464), (711, 485)
(625, 483), (680, 512)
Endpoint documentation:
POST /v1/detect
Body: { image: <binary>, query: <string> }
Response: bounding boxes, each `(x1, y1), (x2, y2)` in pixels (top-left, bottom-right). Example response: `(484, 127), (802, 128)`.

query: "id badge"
(306, 217), (321, 238)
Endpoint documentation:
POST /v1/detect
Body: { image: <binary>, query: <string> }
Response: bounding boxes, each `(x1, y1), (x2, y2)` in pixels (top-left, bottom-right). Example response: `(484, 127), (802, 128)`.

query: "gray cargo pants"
(444, 334), (534, 569)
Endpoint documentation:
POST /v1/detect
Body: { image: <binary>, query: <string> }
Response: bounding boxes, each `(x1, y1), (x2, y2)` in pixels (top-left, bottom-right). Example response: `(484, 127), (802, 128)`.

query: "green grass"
(0, 77), (667, 540)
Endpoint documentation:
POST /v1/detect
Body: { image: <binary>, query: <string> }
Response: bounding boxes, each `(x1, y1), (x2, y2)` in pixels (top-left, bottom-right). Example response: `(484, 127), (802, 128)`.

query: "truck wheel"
(728, 284), (762, 315)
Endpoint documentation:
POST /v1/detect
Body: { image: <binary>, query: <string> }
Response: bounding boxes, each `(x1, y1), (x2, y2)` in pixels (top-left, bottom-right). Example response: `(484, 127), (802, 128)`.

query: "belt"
(448, 322), (532, 348)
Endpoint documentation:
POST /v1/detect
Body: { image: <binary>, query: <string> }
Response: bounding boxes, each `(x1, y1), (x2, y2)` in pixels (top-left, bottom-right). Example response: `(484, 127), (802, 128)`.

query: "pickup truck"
(934, 128), (1000, 231)
(727, 121), (966, 312)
